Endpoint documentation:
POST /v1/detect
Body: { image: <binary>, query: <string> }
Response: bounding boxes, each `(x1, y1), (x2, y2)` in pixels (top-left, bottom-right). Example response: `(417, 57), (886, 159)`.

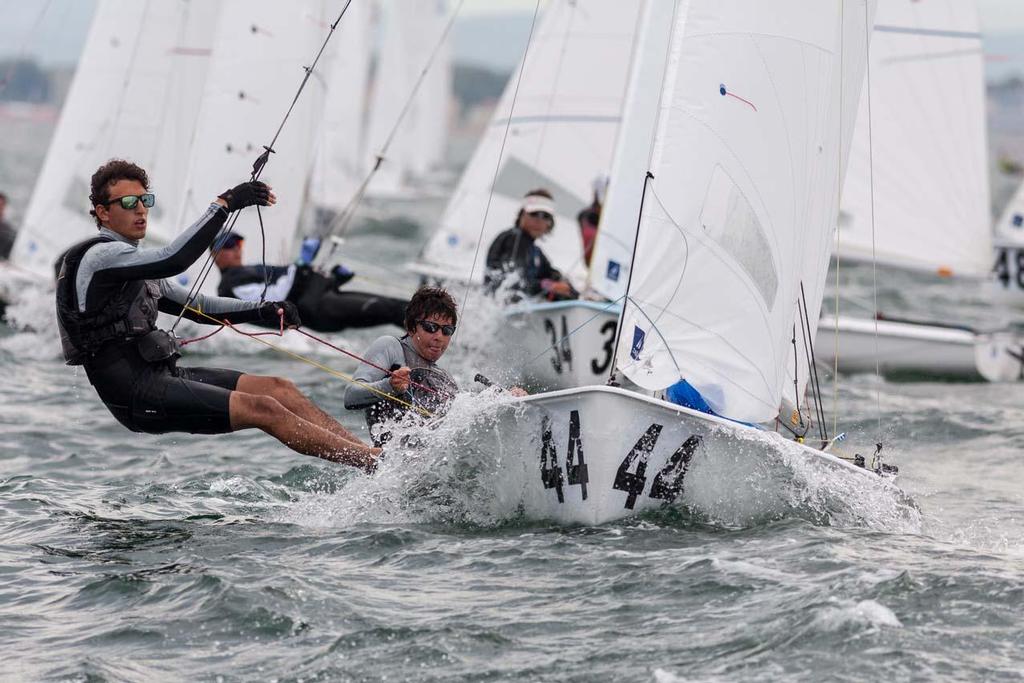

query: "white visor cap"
(521, 194), (556, 216)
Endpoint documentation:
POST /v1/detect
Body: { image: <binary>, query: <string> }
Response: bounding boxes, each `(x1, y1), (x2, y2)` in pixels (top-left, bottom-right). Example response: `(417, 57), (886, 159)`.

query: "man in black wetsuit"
(0, 192), (17, 260)
(484, 188), (578, 302)
(55, 159), (378, 471)
(212, 232), (407, 331)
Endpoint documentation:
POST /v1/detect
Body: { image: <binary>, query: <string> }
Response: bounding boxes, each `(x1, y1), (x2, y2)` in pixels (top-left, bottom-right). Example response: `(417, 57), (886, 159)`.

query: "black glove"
(331, 264), (355, 286)
(260, 301), (301, 328)
(218, 181), (271, 212)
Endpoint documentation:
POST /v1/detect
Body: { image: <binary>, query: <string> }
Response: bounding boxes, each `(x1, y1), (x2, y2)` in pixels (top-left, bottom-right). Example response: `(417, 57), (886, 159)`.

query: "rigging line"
(319, 0), (467, 257)
(180, 305), (433, 417)
(0, 0), (55, 95)
(797, 287), (827, 442)
(522, 296), (626, 368)
(456, 0), (543, 336)
(791, 323), (801, 422)
(800, 281), (828, 442)
(863, 0), (883, 442)
(607, 171), (654, 383)
(171, 1), (355, 332)
(832, 0), (846, 439)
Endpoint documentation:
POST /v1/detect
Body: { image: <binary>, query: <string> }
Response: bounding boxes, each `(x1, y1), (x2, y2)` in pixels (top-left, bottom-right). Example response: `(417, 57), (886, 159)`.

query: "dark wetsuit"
(0, 218), (16, 260)
(217, 264), (406, 332)
(484, 227), (575, 300)
(58, 204), (274, 435)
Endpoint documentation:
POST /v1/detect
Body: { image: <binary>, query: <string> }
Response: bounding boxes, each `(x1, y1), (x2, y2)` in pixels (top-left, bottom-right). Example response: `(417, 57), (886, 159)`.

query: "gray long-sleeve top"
(344, 335), (409, 410)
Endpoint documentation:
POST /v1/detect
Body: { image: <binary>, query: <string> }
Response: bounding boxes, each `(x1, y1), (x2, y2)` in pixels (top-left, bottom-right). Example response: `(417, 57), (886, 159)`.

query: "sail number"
(994, 247), (1024, 290)
(539, 412), (701, 509)
(542, 316), (618, 376)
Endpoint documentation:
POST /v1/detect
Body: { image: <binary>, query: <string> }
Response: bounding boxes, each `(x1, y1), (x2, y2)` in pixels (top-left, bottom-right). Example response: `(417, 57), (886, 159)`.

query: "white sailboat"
(6, 0), (220, 284)
(411, 0), (642, 389)
(174, 0), (334, 294)
(360, 0), (452, 217)
(816, 0), (1024, 381)
(475, 0), (893, 525)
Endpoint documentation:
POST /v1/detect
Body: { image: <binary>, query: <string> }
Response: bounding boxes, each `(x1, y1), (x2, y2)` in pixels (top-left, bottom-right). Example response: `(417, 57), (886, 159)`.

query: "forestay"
(309, 0), (371, 214)
(838, 0), (989, 277)
(175, 0), (331, 293)
(12, 0), (219, 278)
(617, 0), (876, 424)
(416, 0), (642, 285)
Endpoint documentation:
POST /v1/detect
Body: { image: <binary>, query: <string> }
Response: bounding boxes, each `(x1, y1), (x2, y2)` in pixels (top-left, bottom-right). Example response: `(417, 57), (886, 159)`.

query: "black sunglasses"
(528, 211), (553, 221)
(417, 319), (456, 336)
(105, 193), (155, 210)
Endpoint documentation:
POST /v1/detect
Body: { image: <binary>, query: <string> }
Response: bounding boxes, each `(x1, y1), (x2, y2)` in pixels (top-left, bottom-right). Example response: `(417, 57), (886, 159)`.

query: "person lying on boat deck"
(55, 158), (379, 472)
(343, 286), (461, 447)
(212, 232), (407, 332)
(0, 192), (17, 260)
(484, 188), (578, 302)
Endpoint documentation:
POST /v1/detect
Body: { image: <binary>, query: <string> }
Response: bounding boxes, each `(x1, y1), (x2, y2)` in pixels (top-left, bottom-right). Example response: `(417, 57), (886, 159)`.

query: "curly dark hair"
(404, 286), (458, 332)
(89, 159), (149, 227)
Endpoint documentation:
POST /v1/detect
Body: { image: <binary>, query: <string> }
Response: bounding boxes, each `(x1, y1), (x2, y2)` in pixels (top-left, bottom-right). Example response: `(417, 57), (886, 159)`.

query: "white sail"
(837, 0), (989, 277)
(587, 0), (680, 302)
(617, 0), (876, 424)
(309, 0), (372, 213)
(176, 0), (331, 291)
(11, 0), (219, 277)
(364, 0), (452, 198)
(416, 0), (642, 284)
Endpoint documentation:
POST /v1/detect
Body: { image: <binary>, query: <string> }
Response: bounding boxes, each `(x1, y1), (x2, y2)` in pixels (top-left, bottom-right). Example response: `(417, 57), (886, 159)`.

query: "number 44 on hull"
(490, 386), (895, 526)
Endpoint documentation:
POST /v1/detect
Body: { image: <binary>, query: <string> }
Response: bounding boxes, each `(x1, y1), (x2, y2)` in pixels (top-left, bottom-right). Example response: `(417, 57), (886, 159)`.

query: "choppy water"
(3, 117), (1024, 682)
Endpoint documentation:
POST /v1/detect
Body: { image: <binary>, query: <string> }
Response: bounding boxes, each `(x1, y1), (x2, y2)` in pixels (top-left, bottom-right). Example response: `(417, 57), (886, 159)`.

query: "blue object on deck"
(665, 380), (716, 416)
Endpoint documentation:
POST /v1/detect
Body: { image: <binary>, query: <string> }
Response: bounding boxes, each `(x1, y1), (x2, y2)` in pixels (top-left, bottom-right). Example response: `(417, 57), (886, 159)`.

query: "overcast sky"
(1, 0), (1022, 76)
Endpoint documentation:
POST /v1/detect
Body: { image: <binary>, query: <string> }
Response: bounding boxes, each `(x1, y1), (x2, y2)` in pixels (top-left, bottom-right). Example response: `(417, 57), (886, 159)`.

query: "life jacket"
(55, 236), (160, 365)
(365, 336), (458, 445)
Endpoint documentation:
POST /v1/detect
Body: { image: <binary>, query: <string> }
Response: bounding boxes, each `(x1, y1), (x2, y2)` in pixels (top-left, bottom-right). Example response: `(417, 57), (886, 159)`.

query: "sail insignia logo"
(607, 260), (620, 281)
(630, 325), (645, 360)
(1013, 214), (1023, 228)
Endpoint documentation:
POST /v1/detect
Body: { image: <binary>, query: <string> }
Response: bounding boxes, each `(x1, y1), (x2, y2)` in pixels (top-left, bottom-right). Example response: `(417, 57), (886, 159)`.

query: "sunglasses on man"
(417, 319), (456, 336)
(528, 211), (553, 221)
(104, 193), (156, 210)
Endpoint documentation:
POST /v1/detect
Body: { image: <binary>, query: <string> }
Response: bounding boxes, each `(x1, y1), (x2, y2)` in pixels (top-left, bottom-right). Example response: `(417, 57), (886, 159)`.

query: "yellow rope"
(183, 305), (433, 418)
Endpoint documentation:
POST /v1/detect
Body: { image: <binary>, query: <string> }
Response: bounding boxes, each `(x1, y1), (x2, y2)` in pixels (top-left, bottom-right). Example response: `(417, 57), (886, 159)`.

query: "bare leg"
(236, 375), (366, 449)
(229, 392), (379, 472)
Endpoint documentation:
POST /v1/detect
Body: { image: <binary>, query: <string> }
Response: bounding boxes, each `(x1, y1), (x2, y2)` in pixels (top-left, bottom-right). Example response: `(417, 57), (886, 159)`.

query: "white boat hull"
(816, 315), (1024, 382)
(482, 386), (899, 526)
(503, 301), (622, 391)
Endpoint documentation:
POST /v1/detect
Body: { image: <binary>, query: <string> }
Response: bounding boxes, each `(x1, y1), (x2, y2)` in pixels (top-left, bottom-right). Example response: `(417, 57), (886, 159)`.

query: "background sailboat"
(815, 0), (1024, 381)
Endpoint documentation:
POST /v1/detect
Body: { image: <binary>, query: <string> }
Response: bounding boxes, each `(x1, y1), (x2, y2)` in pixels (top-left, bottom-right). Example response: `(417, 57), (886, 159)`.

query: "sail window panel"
(698, 165), (778, 311)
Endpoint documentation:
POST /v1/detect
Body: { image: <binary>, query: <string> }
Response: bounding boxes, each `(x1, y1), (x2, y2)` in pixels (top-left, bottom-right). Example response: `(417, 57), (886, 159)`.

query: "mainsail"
(617, 0), (876, 424)
(415, 0), (642, 284)
(837, 0), (989, 277)
(12, 0), (219, 277)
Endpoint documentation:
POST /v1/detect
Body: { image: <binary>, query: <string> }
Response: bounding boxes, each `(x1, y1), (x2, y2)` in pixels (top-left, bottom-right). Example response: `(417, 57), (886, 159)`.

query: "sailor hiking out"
(55, 159), (379, 471)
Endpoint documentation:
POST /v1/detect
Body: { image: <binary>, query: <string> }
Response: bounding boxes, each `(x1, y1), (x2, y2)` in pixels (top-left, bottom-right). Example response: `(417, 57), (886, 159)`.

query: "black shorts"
(87, 353), (242, 435)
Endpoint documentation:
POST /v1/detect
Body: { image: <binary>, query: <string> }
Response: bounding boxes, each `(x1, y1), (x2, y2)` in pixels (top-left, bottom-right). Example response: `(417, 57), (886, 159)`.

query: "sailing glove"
(331, 264), (355, 286)
(260, 301), (302, 328)
(219, 181), (272, 212)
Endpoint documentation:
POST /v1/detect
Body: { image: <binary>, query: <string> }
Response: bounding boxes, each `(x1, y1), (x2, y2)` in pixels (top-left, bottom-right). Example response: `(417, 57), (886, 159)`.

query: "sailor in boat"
(577, 201), (601, 269)
(344, 286), (462, 447)
(484, 189), (579, 302)
(212, 232), (408, 332)
(55, 159), (379, 471)
(0, 191), (16, 261)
